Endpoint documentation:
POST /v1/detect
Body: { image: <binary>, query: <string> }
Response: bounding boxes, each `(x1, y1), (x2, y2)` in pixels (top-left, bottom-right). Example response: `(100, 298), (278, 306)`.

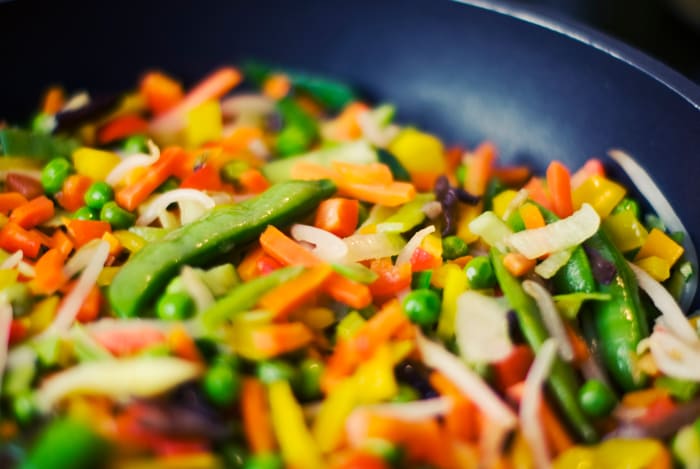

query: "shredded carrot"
(430, 371), (479, 442)
(0, 192), (28, 215)
(258, 264), (333, 319)
(518, 203), (546, 230)
(50, 229), (74, 258)
(241, 378), (276, 454)
(464, 141), (496, 196)
(56, 174), (92, 212)
(523, 177), (553, 212)
(503, 252), (536, 277)
(9, 195), (54, 229)
(42, 86), (65, 115)
(251, 322), (314, 358)
(0, 222), (45, 258)
(340, 181), (415, 207)
(314, 198), (359, 238)
(493, 165), (532, 186)
(546, 160), (574, 218)
(74, 284), (103, 323)
(33, 248), (68, 295)
(237, 168), (270, 194)
(64, 219), (112, 249)
(450, 255), (473, 268)
(139, 71), (184, 115)
(115, 147), (185, 211)
(97, 114), (149, 144)
(262, 73), (292, 100)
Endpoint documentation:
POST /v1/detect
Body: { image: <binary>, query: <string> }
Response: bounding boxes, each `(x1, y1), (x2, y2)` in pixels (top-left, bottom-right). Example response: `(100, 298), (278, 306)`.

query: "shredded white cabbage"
(535, 248), (573, 279)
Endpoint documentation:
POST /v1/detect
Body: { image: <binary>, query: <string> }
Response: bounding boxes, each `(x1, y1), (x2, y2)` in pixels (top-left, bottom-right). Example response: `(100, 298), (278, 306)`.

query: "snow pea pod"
(585, 229), (650, 391)
(108, 179), (336, 318)
(490, 248), (598, 443)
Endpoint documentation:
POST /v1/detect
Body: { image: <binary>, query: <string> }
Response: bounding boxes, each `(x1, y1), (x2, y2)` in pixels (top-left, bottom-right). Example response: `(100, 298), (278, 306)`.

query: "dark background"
(517, 0), (700, 83)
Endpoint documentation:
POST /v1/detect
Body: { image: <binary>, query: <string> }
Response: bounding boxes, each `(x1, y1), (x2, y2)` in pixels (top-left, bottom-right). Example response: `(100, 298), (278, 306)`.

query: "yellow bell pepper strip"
(572, 175), (626, 218)
(268, 380), (325, 469)
(554, 438), (671, 469)
(436, 263), (468, 340)
(602, 210), (649, 252)
(492, 189), (518, 219)
(185, 100), (223, 148)
(635, 228), (685, 266)
(72, 147), (122, 181)
(635, 256), (672, 282)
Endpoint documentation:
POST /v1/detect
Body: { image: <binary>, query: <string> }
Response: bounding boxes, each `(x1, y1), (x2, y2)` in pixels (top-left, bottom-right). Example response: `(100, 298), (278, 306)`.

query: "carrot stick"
(339, 181), (415, 207)
(42, 86), (65, 115)
(262, 73), (292, 100)
(259, 226), (371, 308)
(314, 198), (359, 238)
(464, 141), (496, 196)
(33, 248), (68, 294)
(0, 193), (28, 215)
(258, 264), (333, 319)
(97, 114), (148, 144)
(523, 177), (553, 212)
(115, 147), (185, 211)
(503, 252), (536, 277)
(50, 229), (74, 258)
(241, 378), (276, 454)
(237, 169), (270, 194)
(74, 284), (103, 322)
(546, 160), (574, 218)
(290, 161), (338, 181)
(430, 371), (479, 442)
(149, 67), (242, 133)
(56, 174), (92, 212)
(518, 203), (546, 230)
(9, 196), (54, 229)
(493, 165), (531, 186)
(140, 71), (184, 115)
(64, 219), (112, 249)
(331, 161), (393, 185)
(251, 322), (314, 358)
(0, 222), (45, 258)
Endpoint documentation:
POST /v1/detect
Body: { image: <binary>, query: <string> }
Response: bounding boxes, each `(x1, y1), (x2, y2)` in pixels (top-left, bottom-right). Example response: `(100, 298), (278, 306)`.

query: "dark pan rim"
(454, 0), (700, 111)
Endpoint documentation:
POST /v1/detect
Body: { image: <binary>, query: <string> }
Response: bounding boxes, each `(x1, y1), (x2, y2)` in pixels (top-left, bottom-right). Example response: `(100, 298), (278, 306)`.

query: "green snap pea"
(109, 180), (335, 318)
(585, 230), (649, 391)
(490, 248), (598, 443)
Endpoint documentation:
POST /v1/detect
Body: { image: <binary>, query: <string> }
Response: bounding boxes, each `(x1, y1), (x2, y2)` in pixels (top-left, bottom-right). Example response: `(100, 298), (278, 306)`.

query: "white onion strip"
(64, 240), (102, 278)
(106, 141), (160, 186)
(416, 330), (517, 428)
(396, 225), (435, 267)
(609, 149), (698, 311)
(136, 189), (216, 226)
(0, 302), (13, 392)
(520, 338), (558, 469)
(17, 261), (35, 278)
(0, 250), (23, 270)
(42, 240), (110, 336)
(357, 397), (453, 421)
(502, 188), (529, 221)
(507, 203), (600, 259)
(523, 280), (574, 362)
(343, 232), (406, 263)
(291, 224), (348, 263)
(181, 266), (215, 313)
(535, 248), (573, 279)
(455, 291), (513, 364)
(648, 329), (700, 380)
(628, 261), (698, 345)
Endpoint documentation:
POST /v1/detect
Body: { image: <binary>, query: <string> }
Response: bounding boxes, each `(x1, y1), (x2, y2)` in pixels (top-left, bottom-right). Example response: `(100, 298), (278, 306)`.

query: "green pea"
(276, 125), (310, 157)
(442, 236), (469, 260)
(156, 292), (194, 320)
(73, 206), (98, 221)
(41, 158), (72, 195)
(612, 197), (640, 219)
(243, 453), (284, 469)
(299, 358), (324, 400)
(392, 384), (420, 403)
(122, 134), (149, 154)
(100, 201), (136, 229)
(402, 289), (441, 327)
(256, 360), (297, 384)
(465, 256), (496, 289)
(84, 181), (114, 210)
(203, 361), (241, 406)
(12, 391), (36, 424)
(578, 379), (617, 417)
(31, 113), (55, 135)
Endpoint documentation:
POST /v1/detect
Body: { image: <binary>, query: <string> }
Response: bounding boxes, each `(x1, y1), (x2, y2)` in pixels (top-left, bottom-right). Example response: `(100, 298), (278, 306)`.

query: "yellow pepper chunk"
(388, 128), (446, 174)
(269, 380), (324, 469)
(0, 269), (18, 290)
(72, 147), (122, 181)
(456, 203), (481, 244)
(97, 266), (121, 287)
(572, 176), (626, 218)
(186, 100), (223, 148)
(635, 256), (671, 282)
(295, 306), (335, 331)
(492, 189), (519, 219)
(353, 344), (398, 404)
(27, 296), (59, 335)
(437, 263), (468, 339)
(336, 311), (366, 341)
(313, 378), (357, 453)
(554, 439), (670, 469)
(113, 230), (146, 253)
(602, 211), (648, 252)
(635, 228), (684, 266)
(421, 232), (443, 261)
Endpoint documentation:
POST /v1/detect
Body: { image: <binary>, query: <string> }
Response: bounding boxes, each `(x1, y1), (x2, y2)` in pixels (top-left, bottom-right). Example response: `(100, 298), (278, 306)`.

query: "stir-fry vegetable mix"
(0, 64), (698, 469)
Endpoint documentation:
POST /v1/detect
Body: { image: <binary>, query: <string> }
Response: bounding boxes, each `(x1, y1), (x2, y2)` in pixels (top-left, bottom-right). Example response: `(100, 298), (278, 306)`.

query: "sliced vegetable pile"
(0, 64), (698, 469)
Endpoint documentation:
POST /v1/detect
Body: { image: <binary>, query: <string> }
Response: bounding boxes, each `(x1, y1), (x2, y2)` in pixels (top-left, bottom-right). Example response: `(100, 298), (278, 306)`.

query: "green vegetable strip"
(108, 179), (336, 318)
(585, 230), (650, 391)
(490, 248), (598, 443)
(0, 128), (79, 160)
